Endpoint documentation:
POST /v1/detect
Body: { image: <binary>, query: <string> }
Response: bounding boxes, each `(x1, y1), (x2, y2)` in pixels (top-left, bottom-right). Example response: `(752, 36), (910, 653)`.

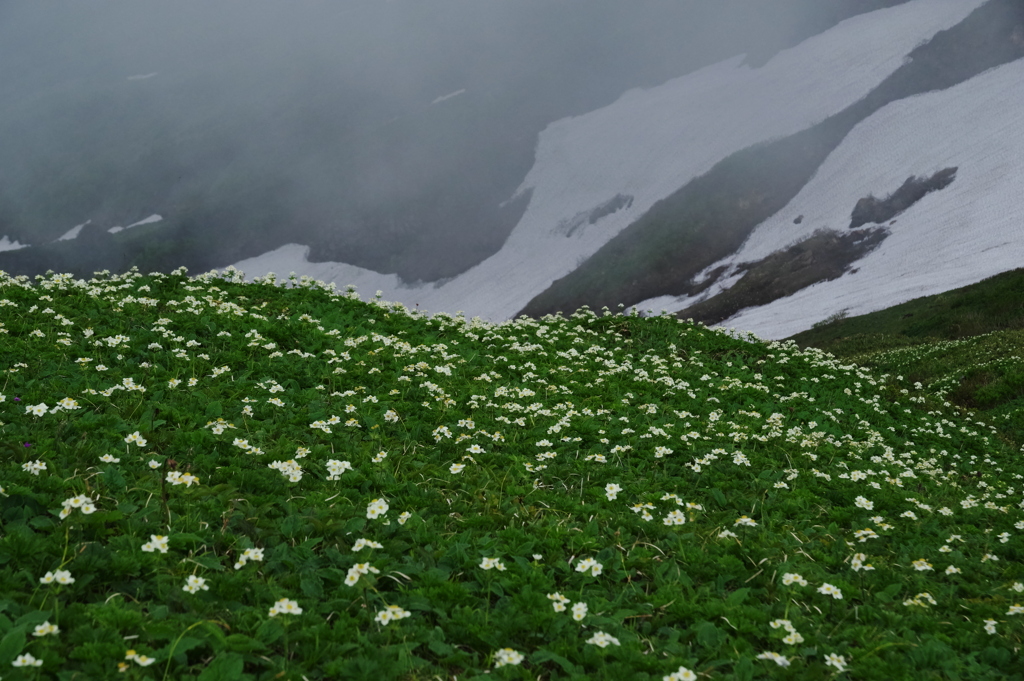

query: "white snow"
(431, 89), (466, 105)
(109, 214), (163, 234)
(58, 220), (90, 241)
(688, 58), (1024, 340)
(0, 235), (27, 252)
(232, 243), (406, 296)
(230, 0), (987, 322)
(126, 214), (163, 229)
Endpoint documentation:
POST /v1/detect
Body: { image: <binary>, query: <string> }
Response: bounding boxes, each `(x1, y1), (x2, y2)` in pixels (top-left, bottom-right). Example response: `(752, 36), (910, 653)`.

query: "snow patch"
(649, 57), (1024, 339)
(127, 73), (158, 81)
(431, 89), (466, 105)
(108, 214), (163, 234)
(58, 220), (90, 242)
(0, 236), (27, 253)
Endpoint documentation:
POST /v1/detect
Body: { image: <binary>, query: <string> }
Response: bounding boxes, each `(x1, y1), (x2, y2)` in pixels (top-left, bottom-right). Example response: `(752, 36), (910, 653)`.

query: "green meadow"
(0, 267), (1021, 680)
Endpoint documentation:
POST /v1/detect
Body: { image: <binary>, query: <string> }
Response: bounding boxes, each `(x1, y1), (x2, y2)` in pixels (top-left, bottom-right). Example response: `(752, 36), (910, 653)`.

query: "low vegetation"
(790, 267), (1024, 446)
(1, 267), (1022, 680)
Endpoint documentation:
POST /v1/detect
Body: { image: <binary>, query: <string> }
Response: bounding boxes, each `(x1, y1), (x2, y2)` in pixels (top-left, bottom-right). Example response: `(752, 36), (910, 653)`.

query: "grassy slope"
(789, 267), (1024, 446)
(0, 267), (1022, 680)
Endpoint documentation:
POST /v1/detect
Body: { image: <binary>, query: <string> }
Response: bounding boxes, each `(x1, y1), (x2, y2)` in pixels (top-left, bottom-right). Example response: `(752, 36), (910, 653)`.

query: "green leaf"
(255, 618), (285, 645)
(13, 610), (52, 628)
(530, 649), (580, 674)
(695, 621), (726, 650)
(726, 588), (750, 606)
(0, 625), (27, 666)
(710, 487), (728, 508)
(197, 652), (245, 681)
(875, 582), (903, 604)
(206, 401), (223, 418)
(300, 572), (324, 599)
(191, 553), (227, 571)
(225, 634), (264, 653)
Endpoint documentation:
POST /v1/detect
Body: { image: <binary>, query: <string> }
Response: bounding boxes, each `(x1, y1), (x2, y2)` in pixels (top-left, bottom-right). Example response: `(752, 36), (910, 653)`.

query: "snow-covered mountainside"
(232, 0), (992, 329)
(640, 57), (1024, 339)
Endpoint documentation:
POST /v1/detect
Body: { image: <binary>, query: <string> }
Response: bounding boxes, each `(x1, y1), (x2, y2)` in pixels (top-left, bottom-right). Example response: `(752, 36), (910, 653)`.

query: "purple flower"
(23, 442), (31, 448)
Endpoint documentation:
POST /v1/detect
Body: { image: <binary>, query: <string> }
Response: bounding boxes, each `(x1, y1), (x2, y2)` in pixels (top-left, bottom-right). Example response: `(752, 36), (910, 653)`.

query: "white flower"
(479, 557), (506, 571)
(493, 648), (525, 667)
(586, 631), (620, 648)
(575, 557), (603, 577)
(824, 653), (847, 672)
(182, 575), (209, 593)
(374, 605), (411, 625)
(664, 510), (687, 526)
(124, 431), (147, 447)
(26, 402), (49, 417)
(664, 666), (697, 681)
(326, 459), (353, 480)
(571, 601), (588, 621)
(366, 498), (389, 519)
(734, 515), (757, 527)
(449, 463), (466, 474)
(854, 495), (874, 510)
(398, 511), (412, 525)
(547, 592), (570, 612)
(33, 621), (60, 637)
(352, 538), (384, 552)
(344, 563), (380, 586)
(166, 471), (200, 487)
(984, 618), (997, 635)
(141, 534), (170, 554)
(911, 559), (933, 572)
(817, 583), (843, 599)
(756, 651), (790, 667)
(99, 453), (120, 463)
(234, 547), (265, 569)
(12, 652), (43, 667)
(604, 483), (622, 500)
(268, 598), (303, 617)
(21, 460), (46, 475)
(40, 569), (74, 585)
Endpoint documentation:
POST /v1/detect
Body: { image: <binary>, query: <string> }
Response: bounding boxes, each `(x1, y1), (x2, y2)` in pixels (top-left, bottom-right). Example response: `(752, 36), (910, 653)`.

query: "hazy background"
(0, 0), (910, 281)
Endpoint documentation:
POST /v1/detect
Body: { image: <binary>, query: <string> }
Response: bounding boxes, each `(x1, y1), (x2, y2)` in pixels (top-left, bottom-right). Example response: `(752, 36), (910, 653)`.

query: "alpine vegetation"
(0, 267), (1021, 680)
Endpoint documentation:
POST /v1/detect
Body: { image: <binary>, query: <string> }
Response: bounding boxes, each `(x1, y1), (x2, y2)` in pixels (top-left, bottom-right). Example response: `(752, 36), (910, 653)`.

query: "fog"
(0, 0), (910, 281)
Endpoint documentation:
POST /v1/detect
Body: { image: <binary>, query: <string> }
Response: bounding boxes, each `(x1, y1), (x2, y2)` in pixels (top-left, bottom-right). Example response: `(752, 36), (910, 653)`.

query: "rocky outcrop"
(850, 167), (957, 228)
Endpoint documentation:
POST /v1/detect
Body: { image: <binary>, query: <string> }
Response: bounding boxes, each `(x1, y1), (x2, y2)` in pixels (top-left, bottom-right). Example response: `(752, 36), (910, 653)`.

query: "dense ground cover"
(790, 268), (1024, 447)
(1, 267), (1022, 680)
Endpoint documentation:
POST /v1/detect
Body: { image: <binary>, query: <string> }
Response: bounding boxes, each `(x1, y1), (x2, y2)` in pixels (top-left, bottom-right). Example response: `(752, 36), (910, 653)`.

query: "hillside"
(526, 0), (1024, 328)
(1, 267), (1022, 679)
(789, 267), (1024, 447)
(224, 0), (992, 324)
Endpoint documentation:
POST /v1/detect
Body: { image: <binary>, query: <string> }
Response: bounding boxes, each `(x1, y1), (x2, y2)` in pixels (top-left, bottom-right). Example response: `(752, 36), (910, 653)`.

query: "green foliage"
(790, 268), (1024, 446)
(0, 267), (1022, 679)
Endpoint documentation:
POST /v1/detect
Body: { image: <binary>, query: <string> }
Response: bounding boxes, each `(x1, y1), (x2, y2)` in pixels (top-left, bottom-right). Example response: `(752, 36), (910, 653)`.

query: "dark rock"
(850, 167), (957, 229)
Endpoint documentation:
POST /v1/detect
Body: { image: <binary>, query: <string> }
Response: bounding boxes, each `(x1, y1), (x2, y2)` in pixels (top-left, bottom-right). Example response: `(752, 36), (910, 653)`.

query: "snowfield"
(641, 57), (1024, 339)
(232, 0), (990, 328)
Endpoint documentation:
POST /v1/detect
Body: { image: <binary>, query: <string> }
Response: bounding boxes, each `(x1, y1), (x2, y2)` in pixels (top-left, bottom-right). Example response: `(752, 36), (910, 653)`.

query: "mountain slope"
(682, 54), (1024, 339)
(228, 0), (986, 322)
(525, 0), (1024, 325)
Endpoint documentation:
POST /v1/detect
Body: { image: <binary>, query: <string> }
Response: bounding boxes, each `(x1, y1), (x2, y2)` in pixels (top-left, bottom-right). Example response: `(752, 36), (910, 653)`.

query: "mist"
(0, 0), (910, 281)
